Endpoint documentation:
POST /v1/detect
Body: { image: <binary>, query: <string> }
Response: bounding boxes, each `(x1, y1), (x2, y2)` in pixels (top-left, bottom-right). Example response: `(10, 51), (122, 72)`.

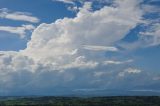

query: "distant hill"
(0, 96), (160, 106)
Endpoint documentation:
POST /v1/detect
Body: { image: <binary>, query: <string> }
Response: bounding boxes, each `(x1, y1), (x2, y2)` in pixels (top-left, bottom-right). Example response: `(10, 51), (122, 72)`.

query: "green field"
(0, 96), (160, 106)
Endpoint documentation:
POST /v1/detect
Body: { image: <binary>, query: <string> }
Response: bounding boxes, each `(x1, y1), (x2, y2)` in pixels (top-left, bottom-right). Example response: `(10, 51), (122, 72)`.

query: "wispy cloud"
(118, 68), (142, 77)
(83, 45), (118, 52)
(52, 0), (75, 4)
(0, 8), (40, 23)
(0, 25), (35, 38)
(52, 0), (113, 4)
(103, 60), (133, 65)
(140, 23), (160, 46)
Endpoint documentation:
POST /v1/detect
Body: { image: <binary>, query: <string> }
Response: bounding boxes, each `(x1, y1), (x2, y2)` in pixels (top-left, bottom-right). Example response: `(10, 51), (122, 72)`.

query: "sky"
(0, 0), (160, 96)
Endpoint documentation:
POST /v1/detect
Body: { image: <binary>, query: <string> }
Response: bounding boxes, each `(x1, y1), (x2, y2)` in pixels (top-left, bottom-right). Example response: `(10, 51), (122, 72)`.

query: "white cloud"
(0, 8), (40, 23)
(67, 6), (79, 12)
(22, 0), (143, 62)
(0, 25), (35, 38)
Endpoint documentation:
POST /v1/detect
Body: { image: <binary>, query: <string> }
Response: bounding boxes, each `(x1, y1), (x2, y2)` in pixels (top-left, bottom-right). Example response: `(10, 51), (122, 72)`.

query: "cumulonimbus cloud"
(0, 0), (159, 96)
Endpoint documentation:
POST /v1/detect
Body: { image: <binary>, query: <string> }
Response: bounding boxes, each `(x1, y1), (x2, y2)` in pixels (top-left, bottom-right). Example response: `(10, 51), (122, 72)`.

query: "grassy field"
(0, 96), (160, 106)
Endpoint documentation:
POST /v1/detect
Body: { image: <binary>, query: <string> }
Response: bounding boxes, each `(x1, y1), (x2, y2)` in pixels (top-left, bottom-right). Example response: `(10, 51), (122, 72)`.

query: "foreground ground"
(0, 96), (160, 106)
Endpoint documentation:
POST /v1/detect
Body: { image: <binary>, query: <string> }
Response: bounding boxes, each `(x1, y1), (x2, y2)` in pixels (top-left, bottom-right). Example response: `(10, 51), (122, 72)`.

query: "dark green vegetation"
(0, 96), (160, 106)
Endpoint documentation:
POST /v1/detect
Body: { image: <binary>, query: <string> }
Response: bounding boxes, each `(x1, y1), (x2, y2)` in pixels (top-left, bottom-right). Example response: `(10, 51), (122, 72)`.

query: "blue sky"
(0, 0), (160, 96)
